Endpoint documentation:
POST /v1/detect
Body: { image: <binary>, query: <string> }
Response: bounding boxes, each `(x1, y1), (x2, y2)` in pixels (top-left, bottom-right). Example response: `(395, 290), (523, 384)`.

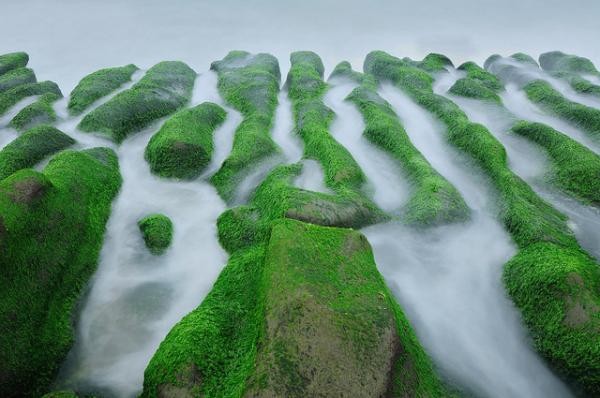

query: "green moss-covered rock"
(40, 391), (80, 398)
(418, 53), (454, 73)
(365, 50), (600, 395)
(68, 64), (138, 115)
(539, 51), (599, 76)
(0, 52), (28, 76)
(142, 218), (448, 398)
(510, 53), (539, 67)
(9, 92), (61, 131)
(556, 72), (600, 98)
(0, 147), (122, 397)
(0, 67), (36, 93)
(328, 61), (363, 83)
(145, 102), (226, 179)
(347, 80), (469, 225)
(138, 213), (173, 255)
(511, 121), (600, 205)
(78, 61), (196, 143)
(0, 125), (75, 180)
(0, 80), (62, 116)
(457, 61), (504, 92)
(524, 79), (600, 140)
(209, 51), (281, 201)
(448, 77), (502, 103)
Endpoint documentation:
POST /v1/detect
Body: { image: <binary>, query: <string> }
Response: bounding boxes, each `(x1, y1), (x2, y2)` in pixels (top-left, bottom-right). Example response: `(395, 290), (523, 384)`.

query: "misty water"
(369, 84), (572, 398)
(324, 79), (409, 212)
(436, 70), (600, 262)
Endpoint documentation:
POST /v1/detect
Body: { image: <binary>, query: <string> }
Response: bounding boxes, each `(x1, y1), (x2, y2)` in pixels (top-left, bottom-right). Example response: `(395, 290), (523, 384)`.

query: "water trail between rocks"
(55, 73), (229, 397)
(368, 83), (572, 398)
(324, 79), (410, 212)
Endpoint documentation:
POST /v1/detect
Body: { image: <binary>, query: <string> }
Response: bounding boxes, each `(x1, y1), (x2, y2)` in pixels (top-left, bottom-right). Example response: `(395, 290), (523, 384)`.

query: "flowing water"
(370, 83), (573, 398)
(53, 72), (233, 397)
(324, 79), (410, 212)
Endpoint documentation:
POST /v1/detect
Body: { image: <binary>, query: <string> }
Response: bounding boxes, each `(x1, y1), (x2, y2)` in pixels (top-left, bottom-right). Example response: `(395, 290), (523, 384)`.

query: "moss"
(457, 61), (504, 92)
(483, 54), (502, 70)
(209, 51), (282, 201)
(510, 52), (539, 67)
(539, 51), (599, 76)
(68, 64), (138, 115)
(0, 147), (122, 397)
(365, 50), (600, 395)
(328, 61), (363, 83)
(557, 72), (600, 98)
(40, 391), (80, 398)
(0, 80), (62, 116)
(78, 61), (196, 143)
(143, 218), (447, 397)
(9, 92), (61, 131)
(0, 67), (36, 93)
(511, 121), (600, 205)
(524, 79), (600, 140)
(448, 77), (502, 103)
(145, 102), (226, 179)
(347, 81), (469, 226)
(0, 125), (75, 180)
(138, 213), (173, 255)
(0, 52), (28, 76)
(418, 53), (454, 73)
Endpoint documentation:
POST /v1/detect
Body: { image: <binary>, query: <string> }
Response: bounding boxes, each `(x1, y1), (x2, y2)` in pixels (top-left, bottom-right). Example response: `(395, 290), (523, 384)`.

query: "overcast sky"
(2, 0), (599, 90)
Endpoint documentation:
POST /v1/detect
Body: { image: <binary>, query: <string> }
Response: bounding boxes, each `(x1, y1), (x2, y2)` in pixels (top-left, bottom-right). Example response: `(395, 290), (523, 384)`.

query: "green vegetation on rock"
(145, 102), (226, 179)
(524, 79), (600, 141)
(457, 61), (504, 92)
(329, 61), (364, 83)
(0, 80), (62, 116)
(417, 53), (454, 73)
(365, 50), (600, 395)
(511, 121), (600, 205)
(0, 147), (122, 397)
(9, 92), (61, 131)
(510, 53), (539, 67)
(0, 67), (36, 93)
(0, 125), (75, 180)
(209, 51), (282, 201)
(68, 64), (138, 115)
(0, 52), (28, 76)
(78, 61), (196, 143)
(347, 77), (469, 225)
(448, 77), (502, 103)
(138, 213), (174, 255)
(539, 51), (599, 76)
(142, 217), (448, 397)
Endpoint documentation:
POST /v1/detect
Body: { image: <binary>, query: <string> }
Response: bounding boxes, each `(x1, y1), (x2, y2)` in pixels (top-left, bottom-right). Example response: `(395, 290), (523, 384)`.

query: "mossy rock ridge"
(0, 147), (122, 397)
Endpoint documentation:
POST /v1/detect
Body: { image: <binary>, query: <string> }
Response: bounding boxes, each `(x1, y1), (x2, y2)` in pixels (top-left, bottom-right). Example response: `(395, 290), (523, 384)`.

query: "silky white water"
(372, 83), (572, 398)
(52, 72), (232, 397)
(441, 75), (600, 262)
(324, 79), (409, 212)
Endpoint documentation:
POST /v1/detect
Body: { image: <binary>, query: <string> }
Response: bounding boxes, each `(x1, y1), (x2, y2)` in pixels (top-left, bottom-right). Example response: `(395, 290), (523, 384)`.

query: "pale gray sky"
(2, 0), (599, 90)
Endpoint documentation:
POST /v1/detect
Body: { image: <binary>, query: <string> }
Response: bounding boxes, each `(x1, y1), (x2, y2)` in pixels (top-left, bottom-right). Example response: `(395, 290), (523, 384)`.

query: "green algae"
(539, 51), (599, 76)
(346, 78), (469, 225)
(510, 53), (539, 67)
(78, 61), (196, 143)
(448, 77), (502, 103)
(0, 125), (75, 180)
(524, 79), (600, 141)
(138, 213), (173, 255)
(0, 67), (36, 94)
(418, 53), (454, 73)
(9, 92), (61, 131)
(457, 61), (504, 92)
(145, 102), (226, 179)
(68, 64), (138, 115)
(364, 50), (600, 395)
(209, 51), (282, 202)
(511, 121), (600, 205)
(0, 52), (28, 76)
(0, 80), (62, 116)
(0, 147), (122, 397)
(329, 61), (364, 84)
(142, 217), (448, 397)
